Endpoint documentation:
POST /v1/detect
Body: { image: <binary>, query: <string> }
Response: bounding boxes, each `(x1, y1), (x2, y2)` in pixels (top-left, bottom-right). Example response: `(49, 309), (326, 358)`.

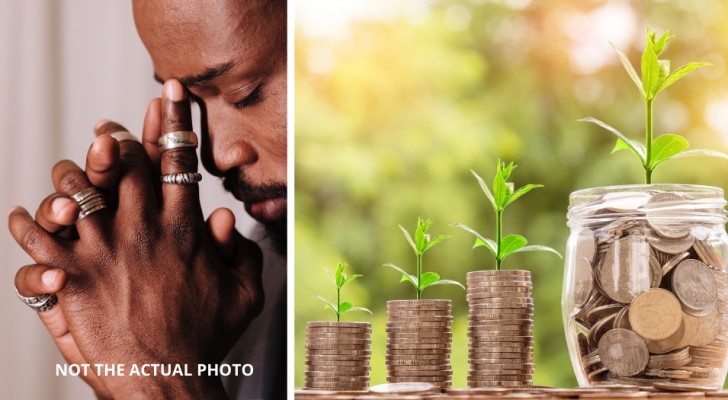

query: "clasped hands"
(8, 80), (263, 399)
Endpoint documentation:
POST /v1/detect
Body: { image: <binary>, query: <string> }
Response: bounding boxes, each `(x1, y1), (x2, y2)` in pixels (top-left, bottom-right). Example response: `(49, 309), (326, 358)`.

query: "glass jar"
(562, 184), (728, 387)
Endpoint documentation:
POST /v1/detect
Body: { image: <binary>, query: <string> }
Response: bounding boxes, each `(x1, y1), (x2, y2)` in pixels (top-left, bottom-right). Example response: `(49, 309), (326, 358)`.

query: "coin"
(643, 192), (692, 238)
(646, 230), (695, 254)
(574, 257), (594, 308)
(690, 306), (721, 346)
(629, 288), (683, 340)
(307, 321), (371, 329)
(652, 382), (720, 392)
(661, 251), (691, 276)
(586, 304), (624, 324)
(597, 328), (649, 377)
(672, 259), (718, 316)
(643, 313), (687, 354)
(694, 240), (726, 270)
(599, 235), (652, 303)
(369, 382), (438, 394)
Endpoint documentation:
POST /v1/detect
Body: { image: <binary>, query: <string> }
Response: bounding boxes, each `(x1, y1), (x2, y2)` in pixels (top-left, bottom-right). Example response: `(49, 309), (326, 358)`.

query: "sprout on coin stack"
(304, 263), (372, 391)
(564, 28), (728, 390)
(454, 160), (561, 388)
(382, 218), (464, 390)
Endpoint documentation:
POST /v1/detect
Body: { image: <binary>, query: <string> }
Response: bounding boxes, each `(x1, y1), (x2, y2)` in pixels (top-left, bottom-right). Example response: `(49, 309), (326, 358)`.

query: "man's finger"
(85, 133), (121, 193)
(8, 207), (67, 265)
(159, 79), (203, 219)
(93, 121), (157, 216)
(142, 98), (162, 171)
(35, 194), (78, 232)
(229, 231), (264, 318)
(51, 160), (108, 238)
(15, 265), (67, 297)
(206, 208), (236, 261)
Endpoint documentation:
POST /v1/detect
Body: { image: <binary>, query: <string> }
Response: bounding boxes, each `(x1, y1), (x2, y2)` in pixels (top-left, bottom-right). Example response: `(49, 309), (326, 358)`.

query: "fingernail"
(95, 119), (111, 131)
(51, 197), (72, 216)
(42, 270), (58, 288)
(164, 80), (184, 101)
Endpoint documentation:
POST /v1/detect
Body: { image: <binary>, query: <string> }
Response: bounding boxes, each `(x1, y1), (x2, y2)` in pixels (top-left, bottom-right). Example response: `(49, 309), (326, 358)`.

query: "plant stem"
(496, 208), (503, 270)
(645, 98), (654, 184)
(416, 253), (422, 300)
(337, 286), (341, 322)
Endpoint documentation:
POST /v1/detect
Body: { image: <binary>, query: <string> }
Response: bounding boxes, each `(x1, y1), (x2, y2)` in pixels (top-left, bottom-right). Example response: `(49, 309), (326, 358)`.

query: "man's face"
(133, 0), (287, 252)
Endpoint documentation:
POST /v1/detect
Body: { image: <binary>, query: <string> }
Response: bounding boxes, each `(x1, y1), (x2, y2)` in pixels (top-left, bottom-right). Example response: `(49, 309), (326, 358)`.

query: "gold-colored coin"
(672, 259), (718, 316)
(652, 382), (720, 392)
(629, 288), (683, 341)
(305, 343), (370, 351)
(306, 349), (371, 356)
(307, 322), (371, 329)
(387, 375), (451, 383)
(385, 353), (448, 361)
(597, 328), (649, 377)
(644, 313), (687, 354)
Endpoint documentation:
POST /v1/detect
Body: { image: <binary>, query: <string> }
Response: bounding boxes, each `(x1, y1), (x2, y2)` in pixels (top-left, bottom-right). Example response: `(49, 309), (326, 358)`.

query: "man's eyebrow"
(152, 61), (235, 88)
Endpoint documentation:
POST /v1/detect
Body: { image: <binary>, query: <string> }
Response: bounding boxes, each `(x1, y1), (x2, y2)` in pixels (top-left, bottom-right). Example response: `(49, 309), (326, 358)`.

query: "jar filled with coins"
(562, 184), (728, 388)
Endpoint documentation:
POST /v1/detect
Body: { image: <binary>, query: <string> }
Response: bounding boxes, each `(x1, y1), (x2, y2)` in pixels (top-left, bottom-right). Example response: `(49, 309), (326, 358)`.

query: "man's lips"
(244, 197), (287, 222)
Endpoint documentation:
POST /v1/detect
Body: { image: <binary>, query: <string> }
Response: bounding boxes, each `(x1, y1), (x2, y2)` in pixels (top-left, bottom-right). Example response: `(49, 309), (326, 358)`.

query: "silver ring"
(15, 287), (58, 312)
(72, 187), (107, 220)
(109, 131), (140, 143)
(158, 131), (198, 152)
(160, 172), (202, 185)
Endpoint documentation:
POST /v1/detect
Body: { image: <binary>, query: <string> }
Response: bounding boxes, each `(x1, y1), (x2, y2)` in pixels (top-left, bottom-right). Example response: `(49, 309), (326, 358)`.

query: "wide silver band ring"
(160, 172), (202, 185)
(158, 131), (198, 152)
(109, 131), (140, 143)
(72, 187), (107, 220)
(15, 287), (58, 312)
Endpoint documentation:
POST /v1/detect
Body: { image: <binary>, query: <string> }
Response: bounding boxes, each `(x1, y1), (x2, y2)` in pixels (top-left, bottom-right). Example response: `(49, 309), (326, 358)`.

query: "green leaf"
(611, 137), (646, 157)
(399, 225), (417, 254)
(422, 234), (449, 253)
(641, 34), (660, 99)
(314, 295), (338, 313)
(418, 272), (440, 291)
(383, 263), (418, 289)
(473, 236), (498, 258)
(414, 218), (431, 254)
(579, 117), (646, 162)
(471, 169), (496, 211)
(325, 269), (336, 286)
(341, 306), (373, 316)
(452, 223), (496, 256)
(658, 60), (670, 84)
(500, 234), (528, 258)
(610, 42), (645, 97)
(428, 279), (466, 290)
(335, 263), (346, 288)
(649, 134), (689, 168)
(338, 301), (353, 314)
(504, 184), (543, 207)
(341, 274), (362, 289)
(653, 30), (673, 55)
(493, 168), (508, 211)
(511, 245), (563, 259)
(656, 62), (711, 93)
(672, 149), (728, 161)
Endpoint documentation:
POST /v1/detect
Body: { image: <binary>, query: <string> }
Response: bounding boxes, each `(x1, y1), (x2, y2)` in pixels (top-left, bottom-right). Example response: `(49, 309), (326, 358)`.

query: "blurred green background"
(294, 0), (728, 389)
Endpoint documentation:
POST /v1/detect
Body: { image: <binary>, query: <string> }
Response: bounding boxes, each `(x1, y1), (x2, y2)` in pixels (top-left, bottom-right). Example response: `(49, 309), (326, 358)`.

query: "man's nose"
(198, 103), (257, 177)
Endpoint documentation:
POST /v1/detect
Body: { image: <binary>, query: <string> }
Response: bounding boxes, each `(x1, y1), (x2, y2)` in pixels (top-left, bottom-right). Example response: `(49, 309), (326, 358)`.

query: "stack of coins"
(568, 190), (728, 387)
(385, 300), (453, 389)
(304, 321), (371, 391)
(466, 270), (534, 387)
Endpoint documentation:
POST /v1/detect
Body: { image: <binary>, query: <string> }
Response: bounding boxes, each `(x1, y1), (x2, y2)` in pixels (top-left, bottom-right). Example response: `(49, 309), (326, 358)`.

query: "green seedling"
(454, 160), (562, 270)
(384, 218), (465, 300)
(581, 27), (728, 184)
(315, 262), (372, 322)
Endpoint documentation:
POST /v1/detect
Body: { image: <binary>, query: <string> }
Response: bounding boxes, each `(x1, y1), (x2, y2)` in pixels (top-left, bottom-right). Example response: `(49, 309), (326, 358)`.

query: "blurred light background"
(295, 0), (728, 389)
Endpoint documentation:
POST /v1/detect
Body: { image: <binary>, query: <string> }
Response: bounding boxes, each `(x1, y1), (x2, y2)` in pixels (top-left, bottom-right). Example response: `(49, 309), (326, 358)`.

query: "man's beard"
(223, 170), (287, 256)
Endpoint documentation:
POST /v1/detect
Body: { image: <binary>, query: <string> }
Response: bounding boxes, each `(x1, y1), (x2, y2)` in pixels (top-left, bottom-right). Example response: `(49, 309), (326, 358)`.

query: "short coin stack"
(385, 299), (453, 389)
(304, 321), (371, 391)
(466, 270), (535, 387)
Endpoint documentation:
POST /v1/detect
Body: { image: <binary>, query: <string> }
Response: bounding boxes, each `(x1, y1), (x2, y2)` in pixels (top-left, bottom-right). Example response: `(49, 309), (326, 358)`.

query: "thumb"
(206, 208), (237, 261)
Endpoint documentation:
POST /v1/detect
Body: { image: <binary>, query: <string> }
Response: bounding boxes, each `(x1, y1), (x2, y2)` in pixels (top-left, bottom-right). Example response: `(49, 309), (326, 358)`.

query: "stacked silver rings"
(158, 131), (198, 152)
(72, 187), (107, 220)
(160, 172), (202, 185)
(15, 288), (58, 312)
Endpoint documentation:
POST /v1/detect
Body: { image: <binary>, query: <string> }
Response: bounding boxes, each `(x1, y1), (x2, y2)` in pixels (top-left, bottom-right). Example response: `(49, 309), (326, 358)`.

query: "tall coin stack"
(467, 270), (535, 387)
(304, 321), (371, 391)
(385, 299), (453, 389)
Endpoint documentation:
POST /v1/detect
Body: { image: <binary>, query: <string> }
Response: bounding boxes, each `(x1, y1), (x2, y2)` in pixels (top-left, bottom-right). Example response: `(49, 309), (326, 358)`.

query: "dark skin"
(10, 0), (286, 398)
